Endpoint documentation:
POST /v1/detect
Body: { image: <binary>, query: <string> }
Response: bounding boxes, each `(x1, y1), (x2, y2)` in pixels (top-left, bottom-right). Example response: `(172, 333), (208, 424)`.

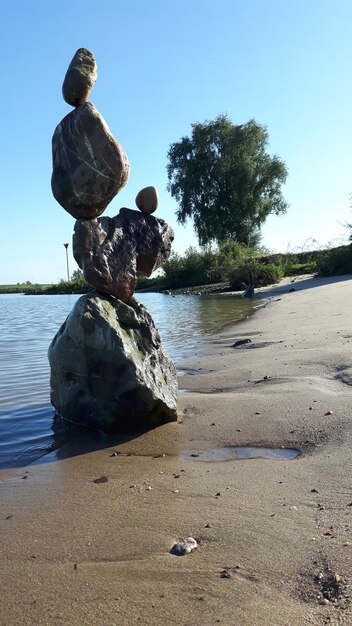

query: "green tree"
(167, 115), (288, 246)
(71, 268), (84, 280)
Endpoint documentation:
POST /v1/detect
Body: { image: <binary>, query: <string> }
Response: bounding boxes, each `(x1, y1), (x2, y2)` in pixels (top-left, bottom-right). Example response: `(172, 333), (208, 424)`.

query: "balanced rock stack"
(48, 48), (178, 432)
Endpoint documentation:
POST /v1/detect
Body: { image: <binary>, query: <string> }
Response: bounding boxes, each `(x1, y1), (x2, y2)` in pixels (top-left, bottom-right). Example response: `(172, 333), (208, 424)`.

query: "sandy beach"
(1, 274), (352, 625)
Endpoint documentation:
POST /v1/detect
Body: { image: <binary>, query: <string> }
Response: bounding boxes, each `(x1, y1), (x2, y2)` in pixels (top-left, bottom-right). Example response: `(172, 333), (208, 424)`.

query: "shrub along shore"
(1, 243), (351, 296)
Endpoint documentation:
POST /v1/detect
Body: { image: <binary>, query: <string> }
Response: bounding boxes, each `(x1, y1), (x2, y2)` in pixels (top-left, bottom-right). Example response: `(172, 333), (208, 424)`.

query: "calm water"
(0, 292), (260, 469)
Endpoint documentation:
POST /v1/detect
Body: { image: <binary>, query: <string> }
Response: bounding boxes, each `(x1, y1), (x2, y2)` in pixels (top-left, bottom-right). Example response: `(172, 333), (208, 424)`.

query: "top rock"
(62, 48), (97, 107)
(135, 186), (159, 214)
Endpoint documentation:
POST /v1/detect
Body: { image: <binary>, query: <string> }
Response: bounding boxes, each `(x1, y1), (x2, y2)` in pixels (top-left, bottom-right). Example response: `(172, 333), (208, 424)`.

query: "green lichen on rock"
(48, 291), (178, 432)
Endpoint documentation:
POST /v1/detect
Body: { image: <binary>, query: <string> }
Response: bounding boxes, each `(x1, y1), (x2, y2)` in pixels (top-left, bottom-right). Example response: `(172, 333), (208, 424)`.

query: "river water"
(0, 292), (260, 470)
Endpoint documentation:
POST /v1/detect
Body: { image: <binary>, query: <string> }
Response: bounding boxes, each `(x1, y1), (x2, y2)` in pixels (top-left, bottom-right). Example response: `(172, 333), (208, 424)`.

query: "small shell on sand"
(135, 186), (158, 214)
(170, 537), (198, 556)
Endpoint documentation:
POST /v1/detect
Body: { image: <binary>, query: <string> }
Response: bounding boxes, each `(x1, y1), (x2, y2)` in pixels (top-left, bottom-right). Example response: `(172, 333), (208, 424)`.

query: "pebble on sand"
(93, 476), (108, 484)
(170, 537), (198, 556)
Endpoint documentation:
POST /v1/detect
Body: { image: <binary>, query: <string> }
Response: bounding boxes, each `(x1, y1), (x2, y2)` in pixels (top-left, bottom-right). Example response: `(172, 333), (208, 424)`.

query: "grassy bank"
(2, 243), (351, 295)
(137, 242), (352, 291)
(0, 279), (91, 295)
(0, 283), (51, 294)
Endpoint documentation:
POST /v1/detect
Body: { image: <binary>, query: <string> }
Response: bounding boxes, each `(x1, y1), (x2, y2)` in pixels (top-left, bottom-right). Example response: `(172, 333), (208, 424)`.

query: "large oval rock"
(48, 292), (178, 432)
(51, 102), (130, 219)
(73, 208), (174, 301)
(62, 48), (97, 107)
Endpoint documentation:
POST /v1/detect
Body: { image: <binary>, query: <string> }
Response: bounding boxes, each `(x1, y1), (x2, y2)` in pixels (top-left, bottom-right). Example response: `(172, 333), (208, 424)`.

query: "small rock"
(290, 505), (298, 511)
(135, 186), (159, 214)
(232, 338), (252, 348)
(263, 375), (271, 380)
(93, 476), (108, 484)
(170, 537), (198, 556)
(145, 486), (152, 491)
(204, 523), (212, 528)
(321, 598), (330, 605)
(325, 410), (333, 416)
(254, 411), (261, 415)
(110, 451), (119, 457)
(215, 492), (221, 497)
(311, 488), (319, 493)
(220, 569), (232, 579)
(172, 489), (179, 493)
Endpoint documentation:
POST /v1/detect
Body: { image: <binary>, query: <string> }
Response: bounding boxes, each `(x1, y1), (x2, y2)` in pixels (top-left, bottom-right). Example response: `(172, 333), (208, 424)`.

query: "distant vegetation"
(1, 243), (351, 296)
(0, 270), (91, 295)
(314, 244), (352, 277)
(137, 242), (352, 291)
(0, 282), (51, 294)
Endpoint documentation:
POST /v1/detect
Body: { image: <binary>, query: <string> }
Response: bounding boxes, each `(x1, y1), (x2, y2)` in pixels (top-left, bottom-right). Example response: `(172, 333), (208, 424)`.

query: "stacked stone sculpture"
(48, 48), (178, 432)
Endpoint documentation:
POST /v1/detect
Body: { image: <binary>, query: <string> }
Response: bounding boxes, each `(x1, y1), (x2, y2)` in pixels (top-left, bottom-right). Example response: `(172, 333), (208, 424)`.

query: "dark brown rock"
(48, 291), (178, 432)
(73, 208), (174, 300)
(51, 102), (130, 219)
(62, 48), (97, 107)
(135, 186), (158, 214)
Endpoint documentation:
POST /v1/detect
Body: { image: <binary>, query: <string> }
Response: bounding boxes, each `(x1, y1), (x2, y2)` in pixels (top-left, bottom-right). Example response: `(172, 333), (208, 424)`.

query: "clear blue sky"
(1, 0), (351, 283)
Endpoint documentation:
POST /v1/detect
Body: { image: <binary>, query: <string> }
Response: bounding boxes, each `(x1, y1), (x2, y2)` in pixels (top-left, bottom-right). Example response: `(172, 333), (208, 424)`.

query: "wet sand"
(1, 274), (352, 625)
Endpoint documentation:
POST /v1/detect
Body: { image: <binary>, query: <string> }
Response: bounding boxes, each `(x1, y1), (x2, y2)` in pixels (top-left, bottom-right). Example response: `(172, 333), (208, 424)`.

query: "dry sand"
(1, 274), (352, 625)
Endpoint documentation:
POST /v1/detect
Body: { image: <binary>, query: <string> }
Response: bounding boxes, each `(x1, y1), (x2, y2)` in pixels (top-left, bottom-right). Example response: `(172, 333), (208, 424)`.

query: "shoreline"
(1, 274), (352, 624)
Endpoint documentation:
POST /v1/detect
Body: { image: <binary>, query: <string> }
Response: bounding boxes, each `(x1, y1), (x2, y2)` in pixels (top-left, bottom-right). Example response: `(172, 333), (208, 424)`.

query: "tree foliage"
(167, 115), (288, 246)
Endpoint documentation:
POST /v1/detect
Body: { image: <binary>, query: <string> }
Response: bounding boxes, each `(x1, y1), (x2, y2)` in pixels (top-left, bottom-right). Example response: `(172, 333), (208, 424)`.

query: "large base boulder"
(48, 291), (178, 432)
